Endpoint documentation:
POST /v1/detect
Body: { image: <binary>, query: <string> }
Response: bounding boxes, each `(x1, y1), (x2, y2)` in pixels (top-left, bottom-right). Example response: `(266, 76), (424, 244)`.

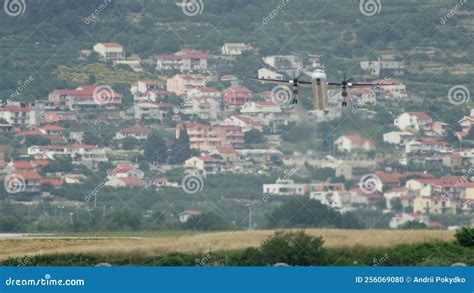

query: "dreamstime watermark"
(195, 253), (212, 266)
(271, 85), (292, 107)
(359, 0), (382, 17)
(6, 76), (34, 105)
(372, 253), (389, 266)
(440, 0), (467, 24)
(448, 85), (470, 105)
(358, 173), (381, 194)
(4, 173), (26, 194)
(4, 0), (26, 17)
(84, 166), (122, 203)
(262, 0), (290, 25)
(92, 85), (115, 105)
(16, 255), (33, 267)
(84, 0), (112, 24)
(181, 170), (205, 194)
(181, 0), (204, 17)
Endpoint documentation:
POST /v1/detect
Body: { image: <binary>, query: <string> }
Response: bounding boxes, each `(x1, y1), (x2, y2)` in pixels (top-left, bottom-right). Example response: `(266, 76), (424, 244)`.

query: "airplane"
(246, 69), (379, 111)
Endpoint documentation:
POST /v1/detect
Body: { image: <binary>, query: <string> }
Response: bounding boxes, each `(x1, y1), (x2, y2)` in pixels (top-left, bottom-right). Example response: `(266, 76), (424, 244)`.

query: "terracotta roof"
(225, 87), (252, 94)
(408, 112), (431, 120)
(41, 178), (62, 187)
(0, 106), (33, 111)
(119, 177), (146, 187)
(15, 171), (42, 180)
(111, 164), (135, 174)
(120, 125), (149, 134)
(216, 146), (237, 154)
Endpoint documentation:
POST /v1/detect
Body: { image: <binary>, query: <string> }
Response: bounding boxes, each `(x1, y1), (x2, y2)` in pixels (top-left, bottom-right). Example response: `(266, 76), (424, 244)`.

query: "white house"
(0, 106), (37, 127)
(134, 102), (172, 121)
(389, 212), (428, 229)
(109, 163), (145, 179)
(310, 190), (367, 213)
(222, 115), (262, 132)
(93, 42), (125, 62)
(405, 139), (450, 155)
(360, 58), (405, 77)
(221, 43), (252, 56)
(241, 101), (281, 114)
(257, 68), (284, 80)
(334, 134), (375, 153)
(179, 210), (203, 223)
(374, 79), (407, 99)
(182, 96), (221, 120)
(383, 131), (415, 145)
(184, 156), (223, 174)
(131, 80), (163, 96)
(115, 124), (150, 141)
(156, 50), (209, 73)
(263, 178), (306, 196)
(167, 74), (209, 96)
(262, 55), (303, 73)
(394, 112), (432, 132)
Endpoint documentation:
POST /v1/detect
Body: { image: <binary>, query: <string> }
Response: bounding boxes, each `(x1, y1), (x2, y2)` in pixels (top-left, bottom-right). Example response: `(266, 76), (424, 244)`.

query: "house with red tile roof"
(93, 42), (125, 62)
(42, 112), (77, 124)
(222, 115), (262, 132)
(334, 134), (375, 153)
(49, 86), (122, 111)
(405, 139), (450, 155)
(223, 87), (252, 107)
(0, 106), (37, 127)
(157, 49), (209, 73)
(115, 123), (150, 141)
(212, 146), (238, 162)
(166, 74), (209, 96)
(109, 163), (144, 179)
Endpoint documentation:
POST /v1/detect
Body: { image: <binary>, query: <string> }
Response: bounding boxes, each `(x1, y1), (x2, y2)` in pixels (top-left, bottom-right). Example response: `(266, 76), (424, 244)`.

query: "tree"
(266, 197), (364, 229)
(259, 230), (326, 266)
(182, 212), (231, 231)
(399, 221), (427, 230)
(391, 198), (403, 212)
(143, 133), (167, 164)
(244, 129), (264, 144)
(169, 128), (191, 164)
(122, 137), (139, 150)
(43, 157), (74, 173)
(455, 227), (474, 247)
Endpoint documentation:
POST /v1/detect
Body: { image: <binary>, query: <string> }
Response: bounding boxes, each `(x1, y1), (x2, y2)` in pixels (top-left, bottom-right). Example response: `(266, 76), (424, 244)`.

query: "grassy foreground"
(0, 229), (455, 262)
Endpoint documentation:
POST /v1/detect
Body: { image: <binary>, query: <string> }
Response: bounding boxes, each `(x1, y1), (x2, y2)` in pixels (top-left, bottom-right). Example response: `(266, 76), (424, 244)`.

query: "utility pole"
(248, 203), (256, 230)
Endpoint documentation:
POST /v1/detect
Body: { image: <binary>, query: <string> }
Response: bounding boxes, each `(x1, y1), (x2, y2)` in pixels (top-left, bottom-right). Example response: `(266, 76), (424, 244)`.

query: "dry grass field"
(0, 229), (455, 261)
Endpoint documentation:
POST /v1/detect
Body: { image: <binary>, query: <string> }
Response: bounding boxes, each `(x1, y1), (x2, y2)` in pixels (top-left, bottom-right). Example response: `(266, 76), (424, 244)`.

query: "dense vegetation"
(3, 230), (473, 266)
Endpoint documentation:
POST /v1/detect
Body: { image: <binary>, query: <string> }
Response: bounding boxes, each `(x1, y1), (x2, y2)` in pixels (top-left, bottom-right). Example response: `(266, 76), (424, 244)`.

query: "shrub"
(455, 227), (474, 248)
(259, 230), (326, 266)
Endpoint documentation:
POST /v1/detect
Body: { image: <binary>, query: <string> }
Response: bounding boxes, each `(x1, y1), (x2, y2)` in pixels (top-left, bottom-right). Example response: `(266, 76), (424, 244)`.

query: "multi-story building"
(93, 42), (125, 62)
(156, 50), (209, 73)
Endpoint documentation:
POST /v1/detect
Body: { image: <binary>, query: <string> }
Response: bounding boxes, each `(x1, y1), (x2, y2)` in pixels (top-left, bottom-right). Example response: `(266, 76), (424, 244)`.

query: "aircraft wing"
(245, 77), (312, 87)
(349, 83), (377, 87)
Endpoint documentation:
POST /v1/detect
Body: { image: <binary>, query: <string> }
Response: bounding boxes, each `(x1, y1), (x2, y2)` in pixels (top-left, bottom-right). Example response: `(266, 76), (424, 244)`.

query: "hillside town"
(1, 41), (473, 230)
